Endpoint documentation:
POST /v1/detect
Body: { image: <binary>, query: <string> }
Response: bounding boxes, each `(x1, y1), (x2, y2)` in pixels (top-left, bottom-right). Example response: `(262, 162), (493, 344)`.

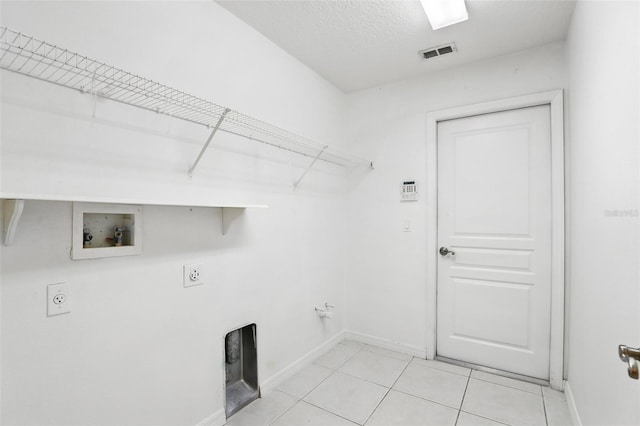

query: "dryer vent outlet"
(420, 42), (457, 60)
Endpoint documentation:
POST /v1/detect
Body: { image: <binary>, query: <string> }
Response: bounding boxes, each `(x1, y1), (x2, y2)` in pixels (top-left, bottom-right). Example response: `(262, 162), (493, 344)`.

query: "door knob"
(618, 344), (640, 380)
(627, 358), (639, 380)
(439, 247), (455, 256)
(619, 344), (640, 362)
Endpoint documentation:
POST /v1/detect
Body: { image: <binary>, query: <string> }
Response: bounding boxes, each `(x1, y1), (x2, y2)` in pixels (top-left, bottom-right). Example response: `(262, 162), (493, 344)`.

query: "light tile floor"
(225, 340), (572, 426)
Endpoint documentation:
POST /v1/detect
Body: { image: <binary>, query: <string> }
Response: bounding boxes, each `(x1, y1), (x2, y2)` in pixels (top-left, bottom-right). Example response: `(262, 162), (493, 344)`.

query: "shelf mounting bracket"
(188, 108), (231, 177)
(293, 145), (329, 189)
(3, 199), (25, 246)
(221, 207), (245, 235)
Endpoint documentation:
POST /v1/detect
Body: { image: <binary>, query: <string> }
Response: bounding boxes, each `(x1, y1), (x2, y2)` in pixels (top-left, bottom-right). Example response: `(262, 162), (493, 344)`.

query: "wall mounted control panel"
(401, 181), (418, 201)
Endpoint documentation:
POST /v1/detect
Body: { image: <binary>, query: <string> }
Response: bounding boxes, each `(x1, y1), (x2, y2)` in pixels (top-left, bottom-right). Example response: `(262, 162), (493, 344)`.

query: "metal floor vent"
(420, 42), (457, 60)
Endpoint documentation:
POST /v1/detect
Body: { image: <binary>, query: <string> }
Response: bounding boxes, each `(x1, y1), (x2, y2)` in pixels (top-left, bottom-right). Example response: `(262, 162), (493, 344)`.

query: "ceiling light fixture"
(419, 0), (468, 30)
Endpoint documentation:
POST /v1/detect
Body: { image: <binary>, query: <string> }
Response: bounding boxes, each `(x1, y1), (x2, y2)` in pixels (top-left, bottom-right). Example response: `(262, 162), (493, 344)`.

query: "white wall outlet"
(47, 282), (71, 316)
(183, 264), (204, 287)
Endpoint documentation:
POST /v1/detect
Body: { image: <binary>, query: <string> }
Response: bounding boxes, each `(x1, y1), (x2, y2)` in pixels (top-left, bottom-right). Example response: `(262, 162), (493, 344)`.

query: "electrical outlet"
(183, 264), (204, 288)
(47, 282), (71, 316)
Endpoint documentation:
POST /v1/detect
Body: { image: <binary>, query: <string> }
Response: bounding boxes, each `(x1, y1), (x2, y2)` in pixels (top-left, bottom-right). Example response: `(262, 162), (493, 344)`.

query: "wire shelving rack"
(0, 26), (373, 182)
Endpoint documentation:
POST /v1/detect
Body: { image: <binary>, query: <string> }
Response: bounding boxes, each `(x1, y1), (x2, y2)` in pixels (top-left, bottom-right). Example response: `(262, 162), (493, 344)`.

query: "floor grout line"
(456, 378), (547, 426)
(300, 399), (361, 425)
(269, 342), (363, 425)
(285, 342), (371, 425)
(458, 410), (512, 425)
(265, 392), (299, 426)
(542, 393), (550, 426)
(360, 355), (414, 425)
(269, 342), (364, 425)
(468, 375), (543, 396)
(298, 368), (337, 400)
(330, 344), (414, 389)
(331, 342), (365, 370)
(390, 387), (464, 412)
(275, 367), (336, 402)
(334, 371), (395, 389)
(454, 372), (472, 425)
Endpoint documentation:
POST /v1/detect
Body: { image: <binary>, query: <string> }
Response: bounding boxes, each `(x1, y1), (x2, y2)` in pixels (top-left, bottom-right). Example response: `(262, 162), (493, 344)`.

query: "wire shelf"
(0, 26), (372, 171)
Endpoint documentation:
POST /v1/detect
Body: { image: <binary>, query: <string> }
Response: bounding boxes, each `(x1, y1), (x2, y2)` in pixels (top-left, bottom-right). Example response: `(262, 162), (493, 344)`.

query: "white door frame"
(425, 90), (565, 389)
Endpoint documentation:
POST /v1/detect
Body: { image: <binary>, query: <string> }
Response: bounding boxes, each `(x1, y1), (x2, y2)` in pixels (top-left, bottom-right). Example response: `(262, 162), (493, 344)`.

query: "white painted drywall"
(0, 2), (349, 424)
(344, 42), (568, 355)
(566, 1), (640, 424)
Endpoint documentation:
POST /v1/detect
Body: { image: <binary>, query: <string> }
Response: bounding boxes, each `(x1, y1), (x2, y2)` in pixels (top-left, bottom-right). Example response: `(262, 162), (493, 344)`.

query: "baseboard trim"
(344, 330), (427, 359)
(196, 408), (225, 426)
(259, 331), (346, 394)
(564, 380), (582, 426)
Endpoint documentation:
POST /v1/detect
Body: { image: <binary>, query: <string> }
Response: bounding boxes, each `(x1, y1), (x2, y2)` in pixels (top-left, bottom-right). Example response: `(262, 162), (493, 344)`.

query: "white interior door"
(436, 105), (552, 380)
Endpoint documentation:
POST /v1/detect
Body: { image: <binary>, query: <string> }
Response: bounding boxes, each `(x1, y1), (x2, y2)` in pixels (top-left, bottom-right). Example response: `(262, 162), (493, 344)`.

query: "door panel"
(437, 105), (552, 379)
(453, 127), (532, 236)
(452, 279), (531, 348)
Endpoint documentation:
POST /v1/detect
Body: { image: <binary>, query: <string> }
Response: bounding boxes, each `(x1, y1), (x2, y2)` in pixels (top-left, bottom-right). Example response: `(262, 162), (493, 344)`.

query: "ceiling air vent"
(419, 42), (457, 60)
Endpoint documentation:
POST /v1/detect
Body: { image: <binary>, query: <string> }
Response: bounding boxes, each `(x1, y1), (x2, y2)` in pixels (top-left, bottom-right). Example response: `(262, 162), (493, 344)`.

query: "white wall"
(344, 42), (568, 354)
(0, 2), (350, 425)
(566, 1), (640, 424)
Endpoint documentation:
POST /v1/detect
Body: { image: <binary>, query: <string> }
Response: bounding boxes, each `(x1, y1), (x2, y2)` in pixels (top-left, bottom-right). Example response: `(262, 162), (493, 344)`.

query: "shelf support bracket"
(293, 145), (329, 189)
(221, 207), (245, 235)
(3, 199), (25, 246)
(188, 108), (231, 177)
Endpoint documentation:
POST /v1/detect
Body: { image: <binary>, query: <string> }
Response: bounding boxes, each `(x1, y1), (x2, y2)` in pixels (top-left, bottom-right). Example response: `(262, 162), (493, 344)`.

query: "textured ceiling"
(217, 0), (576, 93)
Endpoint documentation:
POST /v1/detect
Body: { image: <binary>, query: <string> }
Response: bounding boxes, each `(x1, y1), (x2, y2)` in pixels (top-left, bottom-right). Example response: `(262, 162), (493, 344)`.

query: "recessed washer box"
(72, 202), (142, 260)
